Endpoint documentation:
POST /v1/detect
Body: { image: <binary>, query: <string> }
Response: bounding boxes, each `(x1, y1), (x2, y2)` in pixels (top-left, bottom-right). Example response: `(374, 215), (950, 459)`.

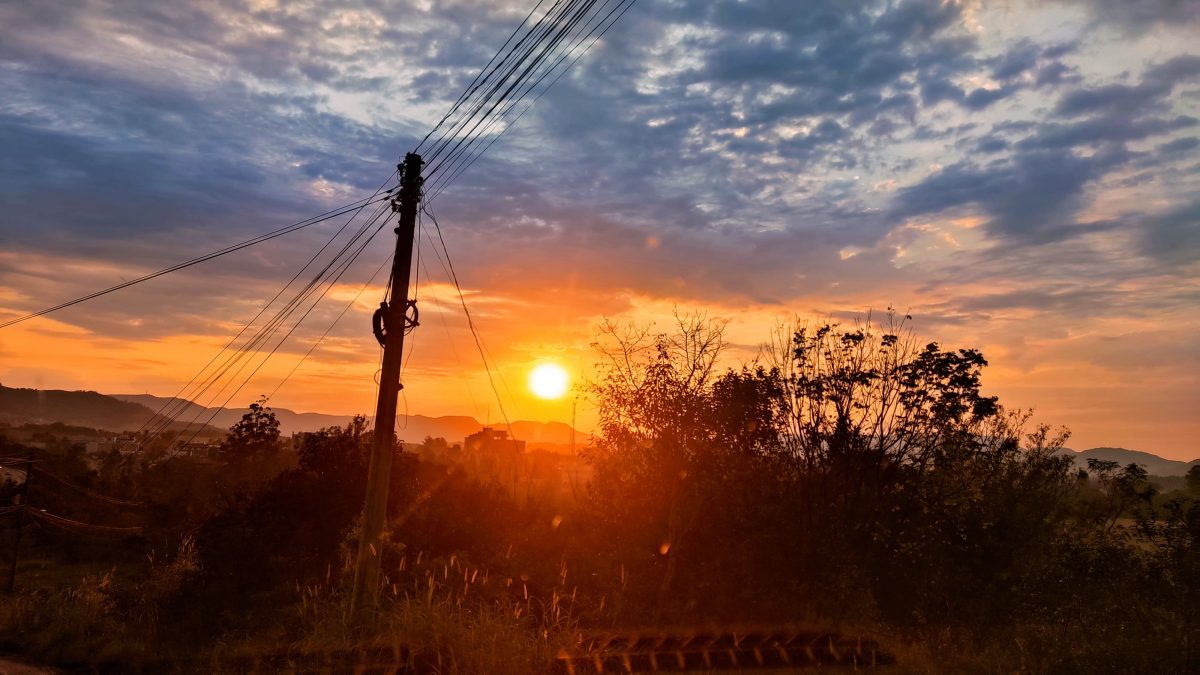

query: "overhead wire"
(423, 0), (593, 175)
(135, 196), (391, 460)
(418, 230), (482, 420)
(426, 0), (635, 198)
(26, 508), (142, 537)
(419, 202), (517, 438)
(419, 0), (578, 166)
(2, 0), (642, 450)
(421, 0), (606, 176)
(119, 173), (400, 449)
(414, 0), (550, 153)
(133, 174), (397, 442)
(2, 0), (640, 340)
(134, 198), (395, 452)
(0, 191), (394, 330)
(167, 207), (394, 455)
(426, 0), (638, 203)
(397, 0), (641, 437)
(264, 249), (395, 404)
(30, 465), (144, 508)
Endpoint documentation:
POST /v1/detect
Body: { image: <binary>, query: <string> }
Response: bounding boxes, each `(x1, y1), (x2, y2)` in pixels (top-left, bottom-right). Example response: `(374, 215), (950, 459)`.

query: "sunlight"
(528, 363), (570, 400)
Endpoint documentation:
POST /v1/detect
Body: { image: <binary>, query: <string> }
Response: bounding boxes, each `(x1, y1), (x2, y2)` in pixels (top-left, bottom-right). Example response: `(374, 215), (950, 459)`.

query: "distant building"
(463, 428), (525, 496)
(176, 440), (220, 459)
(464, 427), (525, 455)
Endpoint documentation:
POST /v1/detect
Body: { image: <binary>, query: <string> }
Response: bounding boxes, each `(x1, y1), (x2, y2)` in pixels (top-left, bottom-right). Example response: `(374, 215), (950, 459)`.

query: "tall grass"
(0, 538), (198, 668)
(293, 551), (582, 674)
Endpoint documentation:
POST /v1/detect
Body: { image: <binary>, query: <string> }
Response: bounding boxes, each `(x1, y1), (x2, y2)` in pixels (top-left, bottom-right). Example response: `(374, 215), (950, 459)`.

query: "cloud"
(1141, 199), (1200, 266)
(1055, 55), (1200, 117)
(891, 53), (1200, 248)
(889, 147), (1120, 244)
(1055, 0), (1200, 32)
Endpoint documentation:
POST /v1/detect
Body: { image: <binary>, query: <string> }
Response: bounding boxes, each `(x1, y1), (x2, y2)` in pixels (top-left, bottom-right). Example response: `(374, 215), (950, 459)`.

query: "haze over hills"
(3, 384), (1195, 470)
(0, 383), (174, 432)
(111, 393), (585, 447)
(1056, 447), (1199, 477)
(0, 384), (586, 448)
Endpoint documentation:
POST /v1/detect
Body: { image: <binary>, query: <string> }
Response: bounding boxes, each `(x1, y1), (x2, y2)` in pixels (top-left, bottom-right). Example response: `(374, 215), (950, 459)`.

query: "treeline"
(0, 313), (1196, 673)
(578, 314), (1197, 672)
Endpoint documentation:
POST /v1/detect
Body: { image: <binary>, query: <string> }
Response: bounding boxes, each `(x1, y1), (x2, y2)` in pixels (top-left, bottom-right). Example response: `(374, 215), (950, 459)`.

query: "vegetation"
(0, 313), (1196, 672)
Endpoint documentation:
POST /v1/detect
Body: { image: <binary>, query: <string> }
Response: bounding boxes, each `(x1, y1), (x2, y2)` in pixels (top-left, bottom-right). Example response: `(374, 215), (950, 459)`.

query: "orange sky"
(3, 270), (1197, 460)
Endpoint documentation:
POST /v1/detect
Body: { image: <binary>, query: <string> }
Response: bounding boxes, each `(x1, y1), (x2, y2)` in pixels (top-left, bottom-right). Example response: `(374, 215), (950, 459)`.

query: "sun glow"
(528, 363), (570, 400)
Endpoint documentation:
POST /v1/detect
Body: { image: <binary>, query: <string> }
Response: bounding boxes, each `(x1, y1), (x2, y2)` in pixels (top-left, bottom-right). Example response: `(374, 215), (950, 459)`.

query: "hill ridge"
(1056, 446), (1198, 477)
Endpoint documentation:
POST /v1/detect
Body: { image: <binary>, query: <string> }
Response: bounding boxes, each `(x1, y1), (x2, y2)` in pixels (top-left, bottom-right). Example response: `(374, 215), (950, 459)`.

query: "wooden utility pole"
(350, 152), (422, 624)
(6, 451), (34, 593)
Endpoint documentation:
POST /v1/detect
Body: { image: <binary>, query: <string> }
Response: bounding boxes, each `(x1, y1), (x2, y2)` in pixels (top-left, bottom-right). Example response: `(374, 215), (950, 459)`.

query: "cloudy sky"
(0, 0), (1197, 459)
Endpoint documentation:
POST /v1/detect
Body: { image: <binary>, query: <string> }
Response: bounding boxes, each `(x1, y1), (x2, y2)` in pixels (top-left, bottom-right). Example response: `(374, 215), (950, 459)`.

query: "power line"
(26, 508), (142, 537)
(31, 465), (143, 508)
(0, 191), (394, 330)
(265, 248), (396, 402)
(430, 0), (600, 168)
(168, 209), (394, 455)
(420, 202), (516, 438)
(3, 0), (643, 457)
(2, 0), (640, 338)
(417, 230), (482, 420)
(420, 0), (602, 172)
(419, 0), (578, 166)
(130, 194), (393, 461)
(131, 200), (395, 452)
(118, 174), (399, 449)
(426, 0), (639, 203)
(136, 171), (397, 442)
(423, 0), (593, 174)
(423, 0), (627, 182)
(414, 0), (550, 153)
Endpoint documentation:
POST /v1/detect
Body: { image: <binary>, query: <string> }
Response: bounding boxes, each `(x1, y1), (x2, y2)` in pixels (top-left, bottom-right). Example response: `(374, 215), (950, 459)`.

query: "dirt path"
(0, 657), (57, 675)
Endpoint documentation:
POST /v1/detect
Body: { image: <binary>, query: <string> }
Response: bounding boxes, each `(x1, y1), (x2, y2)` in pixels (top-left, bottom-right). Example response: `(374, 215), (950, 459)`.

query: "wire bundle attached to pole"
(0, 0), (642, 448)
(416, 0), (640, 202)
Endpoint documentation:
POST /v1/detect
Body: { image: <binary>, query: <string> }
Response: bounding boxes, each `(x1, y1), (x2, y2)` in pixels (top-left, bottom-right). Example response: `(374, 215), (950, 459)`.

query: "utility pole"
(6, 451), (34, 593)
(350, 152), (422, 624)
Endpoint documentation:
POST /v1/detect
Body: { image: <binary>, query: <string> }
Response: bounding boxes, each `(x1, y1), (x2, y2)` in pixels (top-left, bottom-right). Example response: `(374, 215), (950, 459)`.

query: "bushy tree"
(764, 314), (1083, 622)
(189, 417), (371, 630)
(585, 311), (1086, 627)
(219, 397), (281, 465)
(584, 312), (789, 619)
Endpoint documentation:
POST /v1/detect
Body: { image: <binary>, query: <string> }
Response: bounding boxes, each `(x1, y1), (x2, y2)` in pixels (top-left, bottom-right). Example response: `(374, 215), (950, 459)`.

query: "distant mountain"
(111, 393), (360, 435)
(110, 393), (587, 447)
(0, 383), (161, 431)
(1056, 447), (1199, 477)
(0, 384), (222, 435)
(1, 385), (590, 449)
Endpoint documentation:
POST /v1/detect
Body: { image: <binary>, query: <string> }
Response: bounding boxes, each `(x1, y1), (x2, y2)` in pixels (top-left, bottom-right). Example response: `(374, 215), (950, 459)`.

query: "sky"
(0, 0), (1197, 459)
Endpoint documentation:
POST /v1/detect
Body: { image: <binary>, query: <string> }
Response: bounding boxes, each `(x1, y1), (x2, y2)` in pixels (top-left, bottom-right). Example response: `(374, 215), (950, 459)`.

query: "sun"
(528, 363), (570, 400)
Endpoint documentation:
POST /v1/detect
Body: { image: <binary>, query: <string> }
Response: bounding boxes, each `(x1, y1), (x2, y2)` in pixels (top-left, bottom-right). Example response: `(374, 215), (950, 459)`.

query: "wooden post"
(6, 451), (34, 593)
(349, 153), (422, 624)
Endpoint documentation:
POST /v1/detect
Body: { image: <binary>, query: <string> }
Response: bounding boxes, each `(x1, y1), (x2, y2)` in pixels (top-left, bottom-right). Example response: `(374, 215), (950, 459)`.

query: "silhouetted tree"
(585, 312), (791, 619)
(219, 397), (281, 464)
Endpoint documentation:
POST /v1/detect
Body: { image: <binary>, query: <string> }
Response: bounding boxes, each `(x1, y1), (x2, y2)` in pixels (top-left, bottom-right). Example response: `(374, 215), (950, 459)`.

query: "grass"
(0, 539), (199, 670)
(293, 552), (581, 674)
